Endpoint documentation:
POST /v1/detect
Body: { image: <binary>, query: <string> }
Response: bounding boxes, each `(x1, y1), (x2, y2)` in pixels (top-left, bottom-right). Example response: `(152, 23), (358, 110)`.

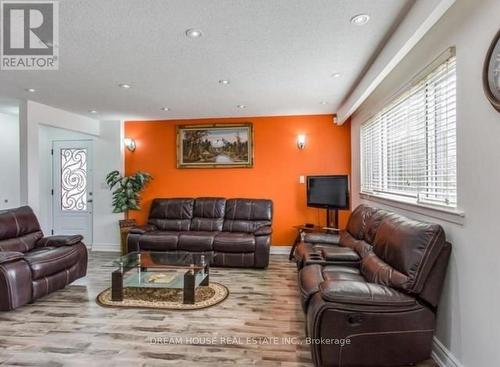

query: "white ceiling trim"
(336, 0), (456, 124)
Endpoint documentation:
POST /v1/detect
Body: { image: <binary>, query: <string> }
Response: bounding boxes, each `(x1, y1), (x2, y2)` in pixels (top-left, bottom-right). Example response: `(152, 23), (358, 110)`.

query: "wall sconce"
(124, 138), (136, 152)
(297, 134), (306, 150)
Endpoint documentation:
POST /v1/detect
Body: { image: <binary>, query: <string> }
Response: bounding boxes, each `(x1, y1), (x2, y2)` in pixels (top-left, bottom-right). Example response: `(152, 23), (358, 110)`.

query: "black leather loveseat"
(293, 204), (451, 367)
(0, 206), (88, 311)
(127, 198), (273, 268)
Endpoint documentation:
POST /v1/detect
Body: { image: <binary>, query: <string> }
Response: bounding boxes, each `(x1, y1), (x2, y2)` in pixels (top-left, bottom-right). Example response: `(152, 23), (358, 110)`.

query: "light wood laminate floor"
(0, 252), (438, 367)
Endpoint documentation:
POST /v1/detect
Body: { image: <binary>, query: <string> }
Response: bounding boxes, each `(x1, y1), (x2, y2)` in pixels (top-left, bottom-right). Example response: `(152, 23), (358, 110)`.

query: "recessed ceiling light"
(350, 14), (370, 25)
(118, 83), (132, 89)
(185, 28), (203, 38)
(237, 104), (247, 109)
(89, 110), (98, 114)
(218, 79), (230, 85)
(25, 88), (36, 93)
(160, 107), (170, 111)
(331, 73), (341, 78)
(320, 101), (329, 105)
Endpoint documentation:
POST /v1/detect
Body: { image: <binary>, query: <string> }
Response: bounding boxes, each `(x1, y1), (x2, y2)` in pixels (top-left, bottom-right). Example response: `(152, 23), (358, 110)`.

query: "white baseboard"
(270, 246), (292, 255)
(432, 337), (464, 367)
(91, 243), (120, 253)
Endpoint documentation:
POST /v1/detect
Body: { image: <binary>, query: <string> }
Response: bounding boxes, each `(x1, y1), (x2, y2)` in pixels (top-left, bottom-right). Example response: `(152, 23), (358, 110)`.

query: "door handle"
(88, 199), (93, 203)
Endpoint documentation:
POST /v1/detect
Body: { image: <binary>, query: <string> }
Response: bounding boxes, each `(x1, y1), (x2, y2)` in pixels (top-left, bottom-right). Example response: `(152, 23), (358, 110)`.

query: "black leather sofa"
(127, 197), (273, 268)
(0, 206), (88, 311)
(293, 204), (451, 367)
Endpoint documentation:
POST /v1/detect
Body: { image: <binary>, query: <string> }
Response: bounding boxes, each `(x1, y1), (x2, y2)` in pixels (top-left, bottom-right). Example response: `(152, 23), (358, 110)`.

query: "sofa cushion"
(345, 204), (377, 240)
(0, 206), (43, 252)
(360, 252), (409, 290)
(322, 265), (362, 275)
(340, 232), (373, 258)
(136, 231), (179, 251)
(223, 199), (272, 233)
(214, 233), (255, 253)
(369, 214), (446, 293)
(191, 198), (226, 231)
(322, 267), (365, 282)
(148, 198), (194, 231)
(304, 232), (340, 245)
(319, 280), (417, 307)
(24, 246), (83, 280)
(299, 264), (365, 310)
(321, 247), (360, 262)
(225, 198), (272, 220)
(364, 209), (390, 244)
(178, 231), (217, 251)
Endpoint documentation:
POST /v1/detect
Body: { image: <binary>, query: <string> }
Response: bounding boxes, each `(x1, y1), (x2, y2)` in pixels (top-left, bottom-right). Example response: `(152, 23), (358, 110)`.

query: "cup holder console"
(304, 251), (325, 265)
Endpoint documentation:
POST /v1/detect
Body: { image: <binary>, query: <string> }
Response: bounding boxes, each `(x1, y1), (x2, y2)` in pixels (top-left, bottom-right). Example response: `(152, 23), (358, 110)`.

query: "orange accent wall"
(125, 115), (351, 245)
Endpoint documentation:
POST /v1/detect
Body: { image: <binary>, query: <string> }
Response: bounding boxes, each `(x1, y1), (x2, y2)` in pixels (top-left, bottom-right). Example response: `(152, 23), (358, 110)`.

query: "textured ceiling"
(0, 0), (412, 120)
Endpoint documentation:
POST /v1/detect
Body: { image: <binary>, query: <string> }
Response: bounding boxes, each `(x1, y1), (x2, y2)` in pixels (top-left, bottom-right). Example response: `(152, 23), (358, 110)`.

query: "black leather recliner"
(294, 205), (451, 367)
(127, 197), (273, 268)
(0, 206), (88, 311)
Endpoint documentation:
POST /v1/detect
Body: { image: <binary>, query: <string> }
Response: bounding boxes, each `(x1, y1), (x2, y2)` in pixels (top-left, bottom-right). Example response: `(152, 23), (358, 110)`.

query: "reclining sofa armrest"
(0, 251), (32, 311)
(37, 235), (84, 248)
(254, 225), (272, 236)
(0, 251), (24, 264)
(319, 280), (417, 308)
(129, 224), (157, 235)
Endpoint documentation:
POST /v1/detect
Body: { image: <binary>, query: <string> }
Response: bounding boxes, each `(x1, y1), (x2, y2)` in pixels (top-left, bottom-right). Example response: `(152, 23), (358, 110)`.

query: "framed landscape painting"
(177, 123), (254, 168)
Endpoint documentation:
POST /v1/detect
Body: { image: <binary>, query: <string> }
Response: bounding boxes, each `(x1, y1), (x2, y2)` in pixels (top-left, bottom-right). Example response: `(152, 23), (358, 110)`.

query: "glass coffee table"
(106, 252), (211, 304)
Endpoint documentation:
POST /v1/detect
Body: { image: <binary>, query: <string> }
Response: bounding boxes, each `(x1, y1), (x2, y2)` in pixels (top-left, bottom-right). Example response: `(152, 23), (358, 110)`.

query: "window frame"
(359, 48), (464, 221)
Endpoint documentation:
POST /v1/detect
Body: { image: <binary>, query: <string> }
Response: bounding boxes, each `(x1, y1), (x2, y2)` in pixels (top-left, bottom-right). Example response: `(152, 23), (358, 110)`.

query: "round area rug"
(96, 283), (229, 310)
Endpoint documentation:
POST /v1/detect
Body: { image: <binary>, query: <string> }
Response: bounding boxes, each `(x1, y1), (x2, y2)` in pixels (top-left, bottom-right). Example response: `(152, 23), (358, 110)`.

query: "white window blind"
(361, 54), (457, 208)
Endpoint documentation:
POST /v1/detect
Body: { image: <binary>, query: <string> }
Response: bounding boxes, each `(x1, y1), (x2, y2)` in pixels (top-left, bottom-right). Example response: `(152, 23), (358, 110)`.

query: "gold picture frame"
(176, 123), (254, 168)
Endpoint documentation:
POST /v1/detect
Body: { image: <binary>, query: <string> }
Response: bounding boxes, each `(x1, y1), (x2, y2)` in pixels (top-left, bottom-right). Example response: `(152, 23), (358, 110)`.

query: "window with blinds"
(361, 53), (457, 208)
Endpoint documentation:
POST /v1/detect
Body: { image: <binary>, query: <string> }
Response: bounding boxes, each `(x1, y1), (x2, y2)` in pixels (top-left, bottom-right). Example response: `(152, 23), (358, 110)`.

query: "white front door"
(52, 140), (93, 247)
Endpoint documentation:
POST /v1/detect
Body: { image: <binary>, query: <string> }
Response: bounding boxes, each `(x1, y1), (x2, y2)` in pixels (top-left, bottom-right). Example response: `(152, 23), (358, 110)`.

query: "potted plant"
(105, 170), (152, 254)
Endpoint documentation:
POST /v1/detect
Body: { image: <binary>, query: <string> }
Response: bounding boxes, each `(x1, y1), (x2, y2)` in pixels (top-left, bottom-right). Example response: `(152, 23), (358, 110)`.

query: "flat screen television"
(307, 175), (349, 209)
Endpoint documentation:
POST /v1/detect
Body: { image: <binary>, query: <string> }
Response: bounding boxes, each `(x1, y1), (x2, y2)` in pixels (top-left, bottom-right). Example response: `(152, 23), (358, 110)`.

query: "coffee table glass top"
(106, 251), (212, 270)
(120, 268), (207, 290)
(105, 252), (212, 291)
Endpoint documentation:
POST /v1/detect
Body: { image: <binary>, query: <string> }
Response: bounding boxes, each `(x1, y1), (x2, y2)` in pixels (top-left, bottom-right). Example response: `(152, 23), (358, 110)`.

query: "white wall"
(19, 100), (100, 214)
(19, 101), (122, 249)
(350, 0), (500, 366)
(37, 122), (123, 249)
(0, 112), (20, 209)
(92, 121), (123, 250)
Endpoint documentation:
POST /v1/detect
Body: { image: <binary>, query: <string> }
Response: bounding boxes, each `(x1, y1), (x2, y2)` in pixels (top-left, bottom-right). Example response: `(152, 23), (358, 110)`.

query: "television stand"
(326, 208), (339, 229)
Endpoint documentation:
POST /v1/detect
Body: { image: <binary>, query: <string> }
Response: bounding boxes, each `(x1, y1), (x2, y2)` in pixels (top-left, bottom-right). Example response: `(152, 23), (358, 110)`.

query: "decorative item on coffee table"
(105, 170), (152, 254)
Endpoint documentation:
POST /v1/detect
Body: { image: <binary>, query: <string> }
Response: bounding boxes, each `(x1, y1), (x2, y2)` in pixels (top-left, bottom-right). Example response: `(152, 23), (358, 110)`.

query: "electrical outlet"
(299, 175), (305, 184)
